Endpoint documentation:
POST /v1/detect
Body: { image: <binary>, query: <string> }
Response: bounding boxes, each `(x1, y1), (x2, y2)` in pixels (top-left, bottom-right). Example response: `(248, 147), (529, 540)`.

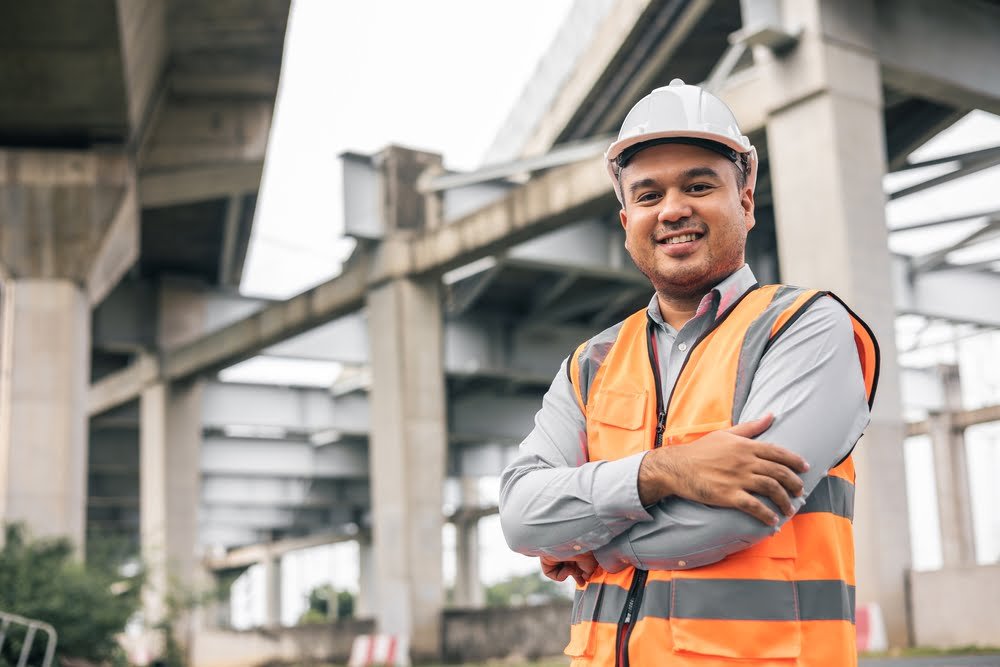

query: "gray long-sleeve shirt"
(498, 264), (871, 571)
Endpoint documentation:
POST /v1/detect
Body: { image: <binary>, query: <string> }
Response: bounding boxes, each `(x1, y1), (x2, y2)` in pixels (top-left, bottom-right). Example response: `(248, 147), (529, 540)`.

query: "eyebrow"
(627, 178), (658, 196)
(681, 166), (722, 180)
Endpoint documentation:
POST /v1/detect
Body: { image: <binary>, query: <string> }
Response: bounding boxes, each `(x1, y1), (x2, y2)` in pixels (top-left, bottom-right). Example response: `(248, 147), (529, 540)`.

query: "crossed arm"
(498, 297), (870, 574)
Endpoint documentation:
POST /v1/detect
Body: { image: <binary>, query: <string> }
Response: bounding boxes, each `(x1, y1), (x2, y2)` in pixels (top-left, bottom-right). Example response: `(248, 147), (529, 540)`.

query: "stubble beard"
(628, 229), (747, 302)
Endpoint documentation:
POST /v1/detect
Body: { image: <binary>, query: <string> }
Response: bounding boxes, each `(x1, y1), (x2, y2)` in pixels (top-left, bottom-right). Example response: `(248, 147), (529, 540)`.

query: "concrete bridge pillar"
(453, 477), (485, 608)
(366, 145), (447, 660)
(355, 538), (377, 618)
(928, 364), (977, 566)
(262, 552), (282, 627)
(0, 149), (137, 550)
(763, 0), (911, 645)
(140, 282), (208, 647)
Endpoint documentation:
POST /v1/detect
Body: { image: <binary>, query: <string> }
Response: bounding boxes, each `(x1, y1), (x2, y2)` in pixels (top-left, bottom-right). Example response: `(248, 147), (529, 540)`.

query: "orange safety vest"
(564, 284), (879, 667)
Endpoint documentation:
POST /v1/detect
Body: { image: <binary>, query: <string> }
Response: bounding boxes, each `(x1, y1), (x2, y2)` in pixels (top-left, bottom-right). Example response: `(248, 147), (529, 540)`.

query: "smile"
(661, 233), (701, 245)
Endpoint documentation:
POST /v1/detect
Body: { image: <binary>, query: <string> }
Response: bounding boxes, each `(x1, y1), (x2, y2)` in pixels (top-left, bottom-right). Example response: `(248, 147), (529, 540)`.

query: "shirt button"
(573, 544), (582, 551)
(678, 560), (687, 567)
(678, 342), (687, 351)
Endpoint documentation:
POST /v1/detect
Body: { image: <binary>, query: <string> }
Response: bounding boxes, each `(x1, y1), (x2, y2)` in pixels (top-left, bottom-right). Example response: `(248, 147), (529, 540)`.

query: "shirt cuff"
(593, 530), (642, 573)
(591, 451), (653, 535)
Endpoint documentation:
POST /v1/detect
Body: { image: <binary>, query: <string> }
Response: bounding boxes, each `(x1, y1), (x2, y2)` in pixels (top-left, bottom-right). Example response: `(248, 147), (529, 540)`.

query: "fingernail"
(803, 462), (810, 471)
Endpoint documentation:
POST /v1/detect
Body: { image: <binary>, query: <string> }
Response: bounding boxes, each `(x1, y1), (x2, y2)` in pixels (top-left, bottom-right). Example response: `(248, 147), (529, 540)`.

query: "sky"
(240, 0), (575, 299)
(228, 0), (1000, 627)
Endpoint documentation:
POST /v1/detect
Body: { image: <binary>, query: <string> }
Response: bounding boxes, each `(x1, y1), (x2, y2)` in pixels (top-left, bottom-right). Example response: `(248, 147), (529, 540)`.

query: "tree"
(484, 573), (573, 607)
(0, 524), (142, 666)
(298, 584), (355, 624)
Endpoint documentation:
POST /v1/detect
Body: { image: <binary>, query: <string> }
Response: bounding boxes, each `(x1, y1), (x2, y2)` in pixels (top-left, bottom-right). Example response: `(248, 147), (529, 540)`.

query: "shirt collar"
(646, 264), (758, 327)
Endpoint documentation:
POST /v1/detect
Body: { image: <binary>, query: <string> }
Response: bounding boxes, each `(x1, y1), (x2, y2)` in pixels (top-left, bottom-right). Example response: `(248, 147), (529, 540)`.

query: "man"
(499, 79), (879, 667)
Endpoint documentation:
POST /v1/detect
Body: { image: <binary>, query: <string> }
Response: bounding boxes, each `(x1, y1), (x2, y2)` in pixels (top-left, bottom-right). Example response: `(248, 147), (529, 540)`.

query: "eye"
(686, 183), (714, 194)
(635, 191), (662, 204)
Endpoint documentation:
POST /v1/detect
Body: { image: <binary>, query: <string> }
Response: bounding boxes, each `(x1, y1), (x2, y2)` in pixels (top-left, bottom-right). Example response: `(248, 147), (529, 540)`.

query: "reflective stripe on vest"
(565, 284), (879, 666)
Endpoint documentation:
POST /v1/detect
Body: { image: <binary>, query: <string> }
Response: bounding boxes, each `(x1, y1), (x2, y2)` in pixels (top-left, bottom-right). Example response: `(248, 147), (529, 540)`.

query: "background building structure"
(1, 0), (999, 663)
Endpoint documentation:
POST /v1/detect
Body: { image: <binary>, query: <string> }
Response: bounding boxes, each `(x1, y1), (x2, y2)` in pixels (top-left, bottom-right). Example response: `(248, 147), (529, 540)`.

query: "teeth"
(665, 233), (698, 245)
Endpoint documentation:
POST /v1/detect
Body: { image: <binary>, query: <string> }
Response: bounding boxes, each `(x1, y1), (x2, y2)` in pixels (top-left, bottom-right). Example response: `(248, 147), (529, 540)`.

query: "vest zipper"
(611, 321), (662, 667)
(645, 318), (667, 449)
(620, 287), (759, 665)
(614, 569), (647, 667)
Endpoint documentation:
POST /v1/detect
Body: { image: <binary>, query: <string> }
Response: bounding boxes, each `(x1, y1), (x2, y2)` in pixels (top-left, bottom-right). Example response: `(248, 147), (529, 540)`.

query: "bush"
(0, 524), (141, 666)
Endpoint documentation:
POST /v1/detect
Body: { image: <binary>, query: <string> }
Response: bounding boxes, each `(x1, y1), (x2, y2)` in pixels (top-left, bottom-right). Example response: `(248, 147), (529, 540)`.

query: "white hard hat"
(606, 78), (758, 203)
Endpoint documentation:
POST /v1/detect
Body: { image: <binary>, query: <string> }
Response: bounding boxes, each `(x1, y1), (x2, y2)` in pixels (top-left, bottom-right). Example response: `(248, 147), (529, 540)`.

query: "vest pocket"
(669, 523), (802, 659)
(590, 387), (646, 430)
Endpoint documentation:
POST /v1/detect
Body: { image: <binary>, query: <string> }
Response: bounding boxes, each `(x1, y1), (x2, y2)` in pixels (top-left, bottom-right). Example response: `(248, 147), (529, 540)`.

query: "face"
(618, 143), (755, 300)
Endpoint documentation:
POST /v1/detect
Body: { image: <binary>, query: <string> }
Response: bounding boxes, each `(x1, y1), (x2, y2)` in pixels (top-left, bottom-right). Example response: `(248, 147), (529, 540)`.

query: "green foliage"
(484, 573), (572, 608)
(0, 523), (142, 666)
(297, 584), (355, 624)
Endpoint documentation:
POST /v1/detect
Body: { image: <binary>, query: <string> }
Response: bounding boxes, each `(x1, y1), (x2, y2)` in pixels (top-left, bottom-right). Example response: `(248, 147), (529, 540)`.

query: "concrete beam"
(201, 437), (368, 479)
(907, 404), (1000, 437)
(90, 353), (160, 417)
(519, 0), (652, 153)
(86, 171), (140, 306)
(894, 257), (1000, 328)
(204, 531), (361, 571)
(138, 161), (264, 208)
(115, 0), (168, 135)
(875, 0), (1000, 116)
(90, 150), (617, 411)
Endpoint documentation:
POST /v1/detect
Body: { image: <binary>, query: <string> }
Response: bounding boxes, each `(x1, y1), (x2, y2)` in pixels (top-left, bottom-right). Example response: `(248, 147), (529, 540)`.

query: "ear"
(619, 208), (628, 231)
(741, 186), (756, 232)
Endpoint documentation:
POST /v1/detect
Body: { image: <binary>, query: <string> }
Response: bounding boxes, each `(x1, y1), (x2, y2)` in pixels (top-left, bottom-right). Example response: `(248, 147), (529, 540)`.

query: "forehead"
(619, 142), (736, 185)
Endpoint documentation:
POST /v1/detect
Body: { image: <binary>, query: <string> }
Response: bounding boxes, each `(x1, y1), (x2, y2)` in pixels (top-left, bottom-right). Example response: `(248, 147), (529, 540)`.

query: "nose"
(657, 190), (693, 224)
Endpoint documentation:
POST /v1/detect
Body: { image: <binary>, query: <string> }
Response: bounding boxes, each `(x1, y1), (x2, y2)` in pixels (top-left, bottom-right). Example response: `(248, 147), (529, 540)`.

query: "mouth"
(655, 230), (705, 255)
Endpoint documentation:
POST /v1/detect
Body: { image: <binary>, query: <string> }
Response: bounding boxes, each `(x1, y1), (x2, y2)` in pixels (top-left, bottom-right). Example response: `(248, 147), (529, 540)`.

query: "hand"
(637, 413), (809, 525)
(540, 553), (600, 586)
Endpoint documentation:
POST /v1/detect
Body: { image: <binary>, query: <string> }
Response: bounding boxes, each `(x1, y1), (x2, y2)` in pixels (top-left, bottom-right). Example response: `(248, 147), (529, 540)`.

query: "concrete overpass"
(0, 0), (290, 647)
(3, 0), (1000, 662)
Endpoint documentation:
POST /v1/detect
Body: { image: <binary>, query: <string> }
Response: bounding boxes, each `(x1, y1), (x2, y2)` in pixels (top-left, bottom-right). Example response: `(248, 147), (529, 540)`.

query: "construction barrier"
(856, 602), (888, 653)
(348, 634), (410, 666)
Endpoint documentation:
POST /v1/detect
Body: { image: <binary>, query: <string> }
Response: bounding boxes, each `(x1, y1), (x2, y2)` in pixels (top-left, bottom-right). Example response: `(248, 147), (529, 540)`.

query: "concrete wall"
(910, 565), (1000, 648)
(442, 601), (573, 663)
(190, 618), (374, 667)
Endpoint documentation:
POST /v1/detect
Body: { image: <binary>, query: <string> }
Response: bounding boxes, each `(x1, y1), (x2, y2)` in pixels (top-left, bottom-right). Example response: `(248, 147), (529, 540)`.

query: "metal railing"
(0, 611), (57, 667)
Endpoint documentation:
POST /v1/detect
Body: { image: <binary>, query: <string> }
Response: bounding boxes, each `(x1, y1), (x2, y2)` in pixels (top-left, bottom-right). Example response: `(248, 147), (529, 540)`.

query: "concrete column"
(140, 379), (204, 641)
(261, 553), (282, 627)
(453, 477), (484, 608)
(0, 280), (90, 548)
(763, 0), (910, 645)
(0, 148), (137, 550)
(928, 365), (976, 566)
(355, 538), (377, 618)
(367, 276), (447, 660)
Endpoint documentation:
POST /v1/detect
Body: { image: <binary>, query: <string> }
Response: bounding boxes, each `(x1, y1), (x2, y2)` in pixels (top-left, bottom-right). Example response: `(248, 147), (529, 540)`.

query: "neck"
(655, 291), (707, 330)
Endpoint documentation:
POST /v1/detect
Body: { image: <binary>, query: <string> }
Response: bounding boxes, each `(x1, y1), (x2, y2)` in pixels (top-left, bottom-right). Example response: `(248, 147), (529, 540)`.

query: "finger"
(726, 413), (774, 438)
(735, 492), (780, 525)
(756, 460), (805, 497)
(751, 475), (794, 517)
(753, 443), (810, 473)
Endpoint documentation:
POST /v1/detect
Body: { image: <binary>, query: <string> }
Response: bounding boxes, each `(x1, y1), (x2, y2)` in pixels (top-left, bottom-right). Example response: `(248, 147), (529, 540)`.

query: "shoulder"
(769, 289), (856, 350)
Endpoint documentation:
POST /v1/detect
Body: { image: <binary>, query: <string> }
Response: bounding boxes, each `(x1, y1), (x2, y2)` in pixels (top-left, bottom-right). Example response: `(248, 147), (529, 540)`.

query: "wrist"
(638, 448), (675, 505)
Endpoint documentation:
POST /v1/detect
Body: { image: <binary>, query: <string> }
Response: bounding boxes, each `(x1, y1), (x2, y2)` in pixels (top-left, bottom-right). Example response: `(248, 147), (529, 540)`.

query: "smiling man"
(499, 80), (881, 666)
